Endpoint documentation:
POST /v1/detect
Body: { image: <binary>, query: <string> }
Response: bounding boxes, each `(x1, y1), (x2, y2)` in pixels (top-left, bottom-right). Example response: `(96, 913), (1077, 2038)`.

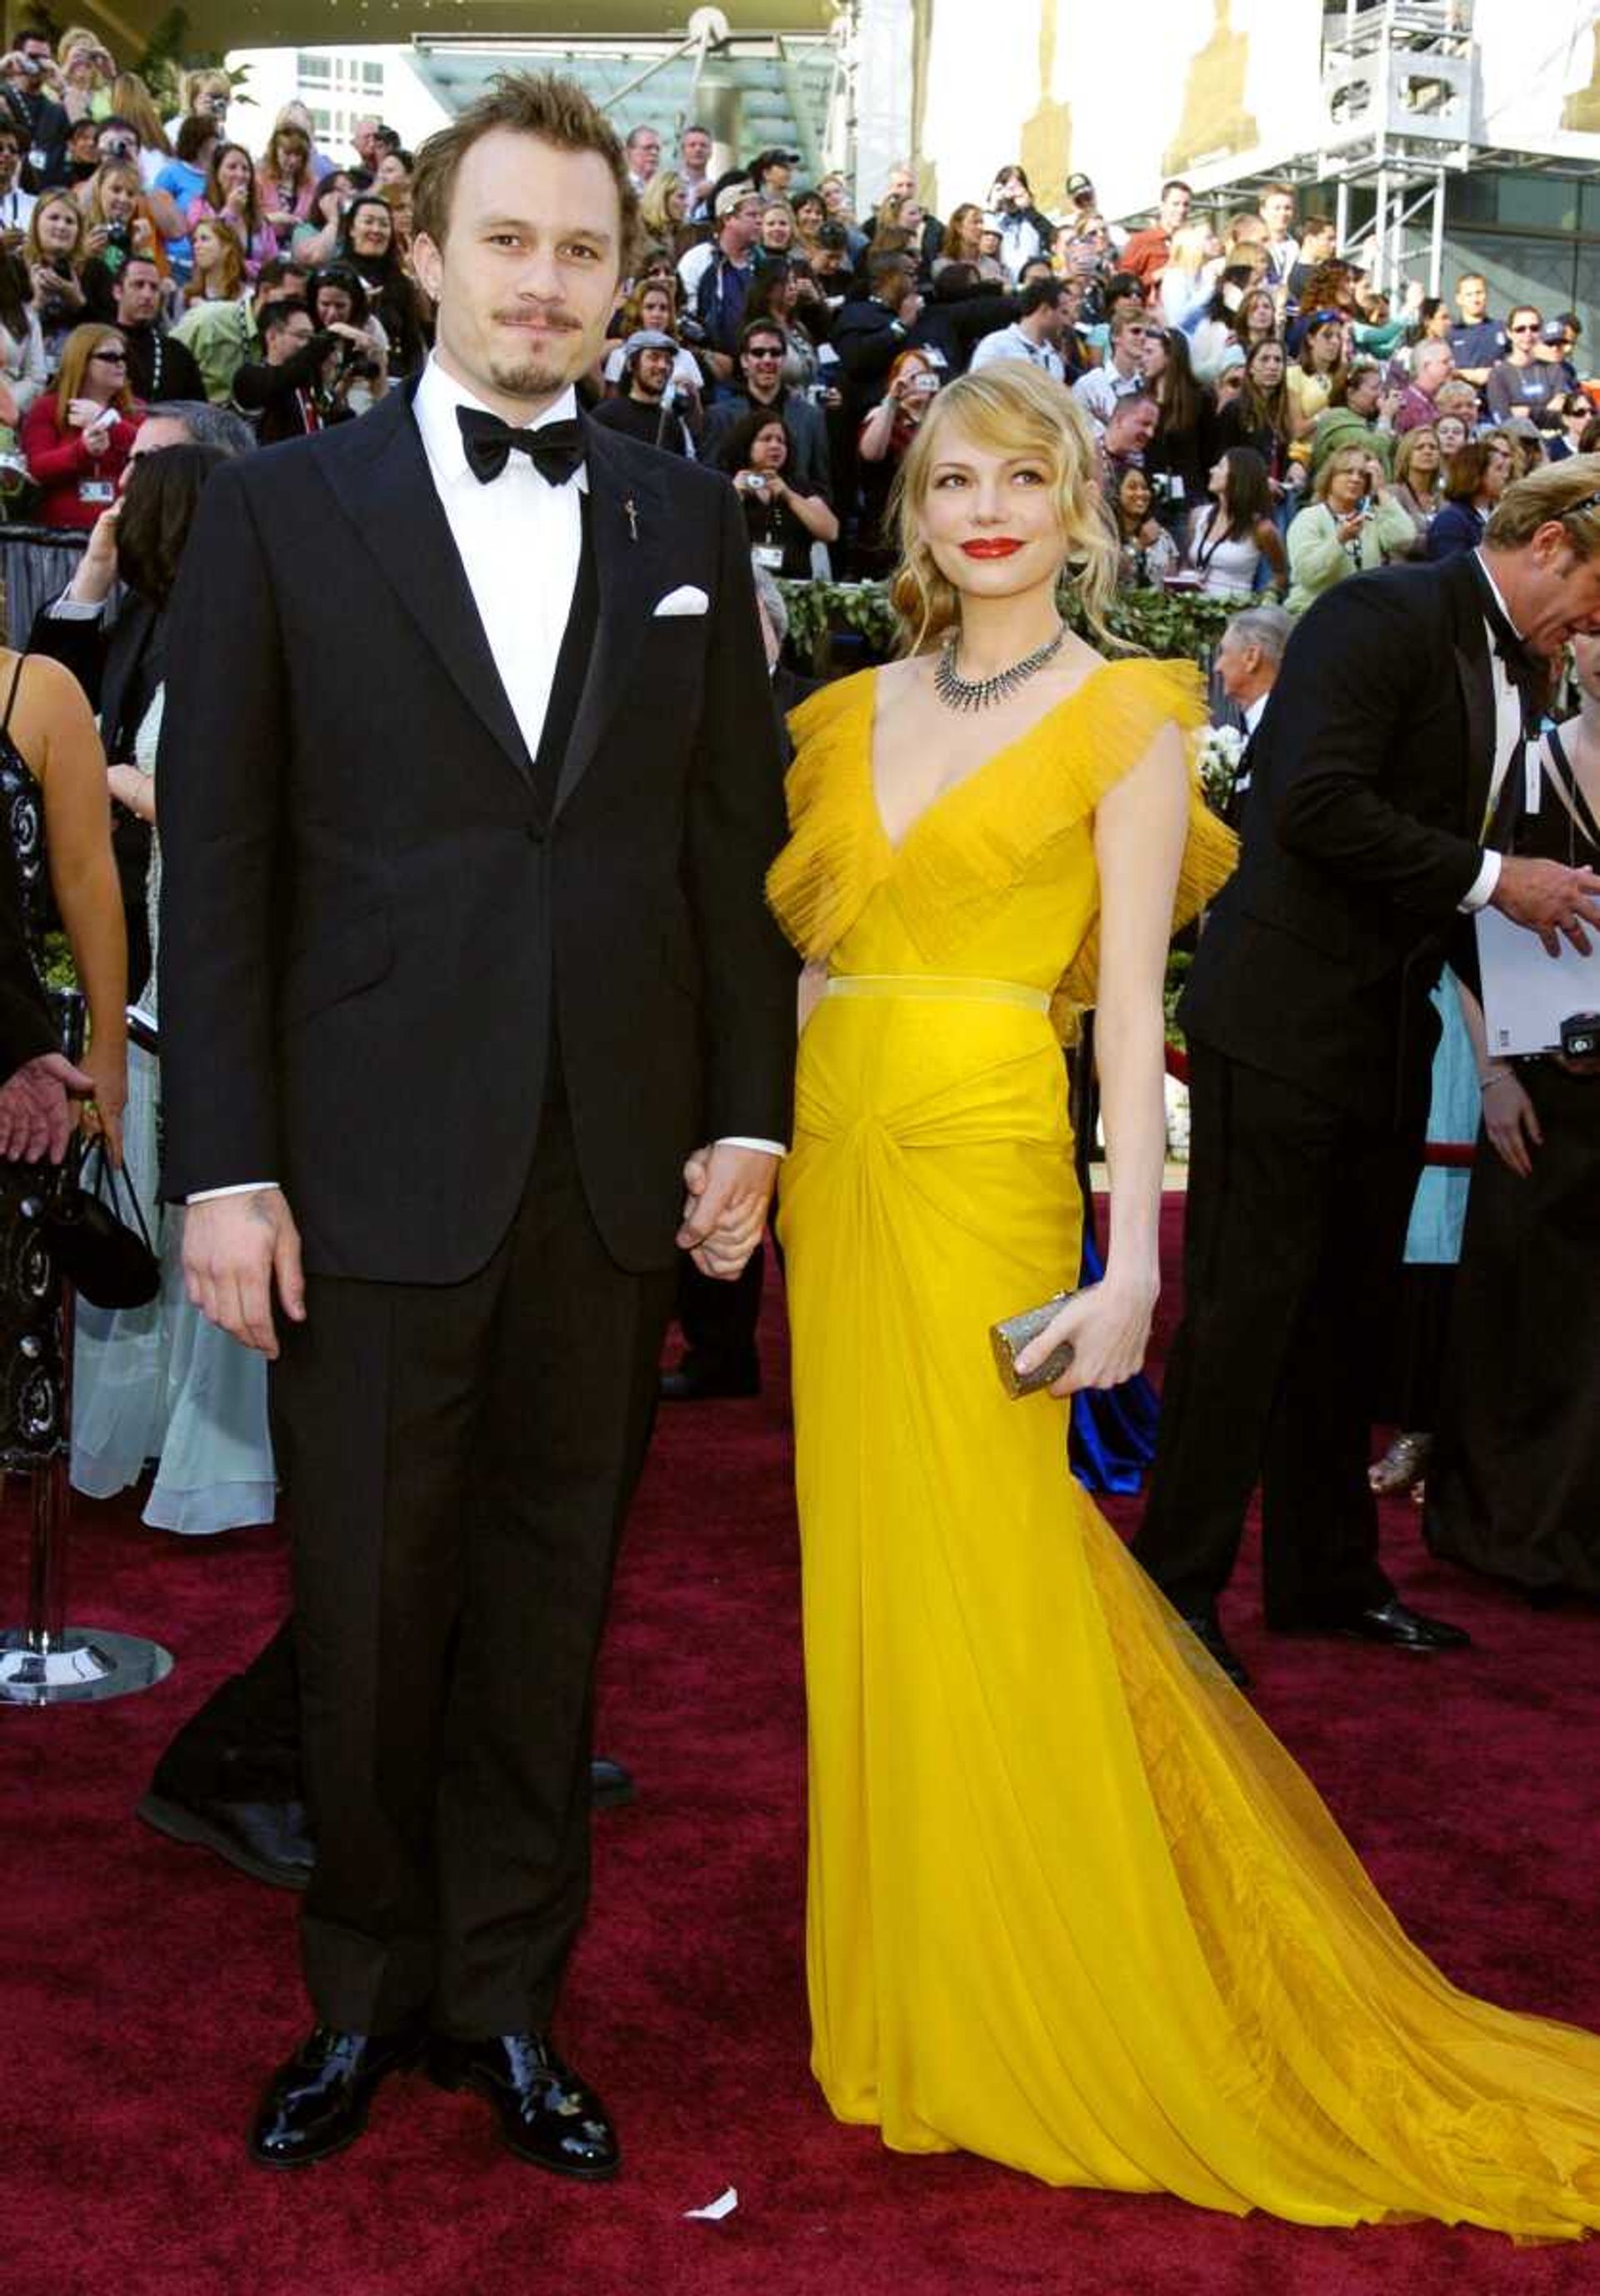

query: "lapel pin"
(623, 497), (639, 542)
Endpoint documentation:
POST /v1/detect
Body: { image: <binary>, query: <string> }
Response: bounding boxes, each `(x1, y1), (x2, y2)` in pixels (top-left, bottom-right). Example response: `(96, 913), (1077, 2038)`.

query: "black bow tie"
(456, 406), (585, 487)
(1472, 561), (1540, 694)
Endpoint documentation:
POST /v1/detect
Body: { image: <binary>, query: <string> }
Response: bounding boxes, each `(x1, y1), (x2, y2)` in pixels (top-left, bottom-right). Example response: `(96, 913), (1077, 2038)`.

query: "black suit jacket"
(157, 386), (798, 1281)
(1180, 551), (1495, 1128)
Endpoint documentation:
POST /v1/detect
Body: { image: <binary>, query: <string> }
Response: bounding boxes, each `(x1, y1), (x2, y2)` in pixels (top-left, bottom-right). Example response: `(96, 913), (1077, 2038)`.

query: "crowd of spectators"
(0, 42), (1592, 588)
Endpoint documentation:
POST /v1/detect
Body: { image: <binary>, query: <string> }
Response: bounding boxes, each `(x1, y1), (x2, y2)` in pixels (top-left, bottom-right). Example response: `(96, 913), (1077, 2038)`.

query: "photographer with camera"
(1426, 626), (1600, 1600)
(0, 32), (69, 190)
(700, 312), (833, 501)
(716, 405), (837, 576)
(232, 267), (387, 438)
(80, 158), (171, 318)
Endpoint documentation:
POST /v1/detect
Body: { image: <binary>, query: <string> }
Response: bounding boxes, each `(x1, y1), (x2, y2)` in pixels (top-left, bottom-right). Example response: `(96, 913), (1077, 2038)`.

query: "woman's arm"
(1286, 505), (1346, 593)
(1016, 723), (1191, 1394)
(29, 656), (127, 1158)
(773, 478), (838, 544)
(22, 402), (90, 485)
(1453, 970), (1542, 1177)
(856, 393), (898, 464)
(1254, 518), (1289, 593)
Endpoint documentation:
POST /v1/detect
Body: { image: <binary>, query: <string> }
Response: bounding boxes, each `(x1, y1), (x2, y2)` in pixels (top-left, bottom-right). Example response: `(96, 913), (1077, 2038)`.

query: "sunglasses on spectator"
(746, 346), (784, 360)
(92, 349), (127, 364)
(1509, 322), (1540, 333)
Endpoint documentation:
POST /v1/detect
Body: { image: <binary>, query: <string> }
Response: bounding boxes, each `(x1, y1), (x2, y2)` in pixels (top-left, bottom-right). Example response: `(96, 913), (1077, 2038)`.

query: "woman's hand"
(79, 1030), (127, 1167)
(1014, 1270), (1160, 1397)
(106, 761), (151, 820)
(131, 216), (155, 256)
(1336, 509), (1367, 543)
(83, 223), (108, 255)
(65, 395), (101, 429)
(1481, 1067), (1542, 1176)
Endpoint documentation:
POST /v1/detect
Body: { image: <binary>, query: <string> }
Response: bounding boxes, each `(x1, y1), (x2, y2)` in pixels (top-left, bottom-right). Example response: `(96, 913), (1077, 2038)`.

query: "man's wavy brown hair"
(412, 71), (640, 278)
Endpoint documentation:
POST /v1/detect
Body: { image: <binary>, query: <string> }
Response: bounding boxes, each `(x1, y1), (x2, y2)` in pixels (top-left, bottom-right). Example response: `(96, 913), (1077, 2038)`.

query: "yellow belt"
(823, 973), (1051, 1015)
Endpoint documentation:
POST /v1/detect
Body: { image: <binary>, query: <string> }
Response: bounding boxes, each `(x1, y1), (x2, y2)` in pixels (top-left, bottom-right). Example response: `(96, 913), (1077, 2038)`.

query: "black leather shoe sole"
(137, 1790), (312, 1892)
(429, 2059), (620, 2182)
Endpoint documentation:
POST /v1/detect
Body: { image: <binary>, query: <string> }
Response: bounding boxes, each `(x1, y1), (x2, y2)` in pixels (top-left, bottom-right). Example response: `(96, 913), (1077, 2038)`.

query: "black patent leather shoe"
(429, 2032), (619, 2179)
(1181, 1610), (1251, 1690)
(138, 1789), (315, 1892)
(1333, 1598), (1471, 1654)
(589, 1756), (635, 1810)
(658, 1352), (760, 1401)
(249, 2023), (424, 2168)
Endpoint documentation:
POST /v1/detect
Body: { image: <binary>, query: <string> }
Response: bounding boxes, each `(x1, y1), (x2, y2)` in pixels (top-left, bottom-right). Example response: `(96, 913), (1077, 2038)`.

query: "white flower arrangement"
(1193, 723), (1245, 814)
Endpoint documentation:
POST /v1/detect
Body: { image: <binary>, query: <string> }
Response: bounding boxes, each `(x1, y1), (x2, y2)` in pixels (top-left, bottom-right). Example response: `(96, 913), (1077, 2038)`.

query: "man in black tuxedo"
(1135, 459), (1600, 1689)
(158, 74), (795, 2174)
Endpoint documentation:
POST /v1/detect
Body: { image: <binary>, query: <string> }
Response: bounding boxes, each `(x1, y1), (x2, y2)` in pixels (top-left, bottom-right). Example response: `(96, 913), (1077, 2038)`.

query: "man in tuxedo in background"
(1136, 458), (1600, 1690)
(159, 73), (795, 2174)
(1212, 603), (1289, 831)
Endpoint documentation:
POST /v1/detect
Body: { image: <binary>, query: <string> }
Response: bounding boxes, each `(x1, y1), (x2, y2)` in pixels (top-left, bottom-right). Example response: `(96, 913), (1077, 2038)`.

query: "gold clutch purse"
(989, 1291), (1077, 1399)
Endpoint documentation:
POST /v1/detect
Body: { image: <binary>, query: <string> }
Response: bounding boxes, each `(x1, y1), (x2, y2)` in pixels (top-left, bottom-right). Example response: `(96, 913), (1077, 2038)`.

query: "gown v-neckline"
(865, 659), (1115, 859)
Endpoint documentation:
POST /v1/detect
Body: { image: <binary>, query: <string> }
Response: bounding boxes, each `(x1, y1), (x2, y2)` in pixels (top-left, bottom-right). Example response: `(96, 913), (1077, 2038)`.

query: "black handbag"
(42, 1139), (161, 1310)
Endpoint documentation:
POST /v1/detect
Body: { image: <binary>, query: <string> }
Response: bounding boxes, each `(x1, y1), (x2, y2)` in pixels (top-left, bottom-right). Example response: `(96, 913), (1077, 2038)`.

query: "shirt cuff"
(1459, 851), (1502, 913)
(49, 590), (106, 619)
(714, 1136), (787, 1158)
(187, 1181), (277, 1202)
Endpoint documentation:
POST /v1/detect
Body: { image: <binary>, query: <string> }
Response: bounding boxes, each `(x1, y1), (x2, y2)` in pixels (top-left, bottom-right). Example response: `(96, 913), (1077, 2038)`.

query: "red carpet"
(5, 1198), (1598, 2295)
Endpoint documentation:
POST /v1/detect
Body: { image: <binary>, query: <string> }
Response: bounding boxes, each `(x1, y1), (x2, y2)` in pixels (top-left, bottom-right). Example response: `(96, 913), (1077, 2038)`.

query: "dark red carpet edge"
(4, 1197), (1598, 2296)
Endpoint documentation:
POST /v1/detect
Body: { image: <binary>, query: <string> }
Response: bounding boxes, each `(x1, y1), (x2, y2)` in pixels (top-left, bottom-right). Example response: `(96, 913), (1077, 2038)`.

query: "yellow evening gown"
(768, 655), (1600, 2241)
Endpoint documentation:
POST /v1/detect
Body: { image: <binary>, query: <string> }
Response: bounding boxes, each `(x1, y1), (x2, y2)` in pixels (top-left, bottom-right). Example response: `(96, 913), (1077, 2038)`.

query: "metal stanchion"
(0, 990), (172, 1707)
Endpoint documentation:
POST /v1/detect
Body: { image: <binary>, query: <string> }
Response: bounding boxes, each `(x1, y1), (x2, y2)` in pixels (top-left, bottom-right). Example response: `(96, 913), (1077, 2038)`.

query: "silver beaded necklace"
(932, 621), (1068, 713)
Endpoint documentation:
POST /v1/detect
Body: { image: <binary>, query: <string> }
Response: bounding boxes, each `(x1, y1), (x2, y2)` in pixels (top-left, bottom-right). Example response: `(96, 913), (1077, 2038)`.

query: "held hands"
(1490, 855), (1600, 956)
(182, 1186), (306, 1356)
(1013, 1268), (1159, 1398)
(0, 1051), (94, 1164)
(676, 1143), (778, 1280)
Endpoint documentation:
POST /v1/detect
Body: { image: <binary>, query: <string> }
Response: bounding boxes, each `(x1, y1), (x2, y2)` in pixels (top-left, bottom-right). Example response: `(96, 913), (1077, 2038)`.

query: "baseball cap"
(1066, 173), (1095, 200)
(715, 179), (758, 219)
(622, 328), (678, 358)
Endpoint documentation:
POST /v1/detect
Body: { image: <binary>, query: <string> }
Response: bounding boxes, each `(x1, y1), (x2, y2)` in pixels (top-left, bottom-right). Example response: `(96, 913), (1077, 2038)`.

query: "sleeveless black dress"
(0, 651), (66, 1462)
(1426, 725), (1600, 1595)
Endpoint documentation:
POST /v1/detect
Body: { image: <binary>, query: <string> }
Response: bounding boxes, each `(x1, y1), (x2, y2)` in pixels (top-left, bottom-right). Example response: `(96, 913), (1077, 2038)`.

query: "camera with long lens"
(1558, 1011), (1600, 1060)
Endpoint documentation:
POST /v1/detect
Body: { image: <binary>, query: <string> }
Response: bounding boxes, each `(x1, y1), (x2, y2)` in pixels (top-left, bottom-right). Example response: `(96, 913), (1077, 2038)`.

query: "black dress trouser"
(1132, 1043), (1424, 1628)
(267, 1071), (674, 2039)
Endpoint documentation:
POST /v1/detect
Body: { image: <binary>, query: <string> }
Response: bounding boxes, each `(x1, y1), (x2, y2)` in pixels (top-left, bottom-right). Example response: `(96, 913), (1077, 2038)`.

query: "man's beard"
(486, 347), (577, 402)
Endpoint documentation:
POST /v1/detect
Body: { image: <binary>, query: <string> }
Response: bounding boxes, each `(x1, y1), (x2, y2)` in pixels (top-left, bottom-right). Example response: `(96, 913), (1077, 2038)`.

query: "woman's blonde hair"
(1392, 424), (1441, 499)
(1486, 448), (1600, 557)
(1312, 444), (1369, 503)
(638, 167), (685, 242)
(110, 72), (170, 154)
(23, 192), (84, 272)
(888, 363), (1118, 656)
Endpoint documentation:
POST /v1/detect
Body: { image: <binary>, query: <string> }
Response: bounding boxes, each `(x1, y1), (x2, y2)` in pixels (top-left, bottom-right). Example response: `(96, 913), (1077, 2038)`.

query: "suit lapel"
(315, 386), (532, 783)
(553, 418), (669, 816)
(1444, 554), (1497, 835)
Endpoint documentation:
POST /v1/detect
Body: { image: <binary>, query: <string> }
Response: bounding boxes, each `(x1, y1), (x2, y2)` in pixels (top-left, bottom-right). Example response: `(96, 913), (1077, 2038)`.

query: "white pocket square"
(652, 585), (709, 617)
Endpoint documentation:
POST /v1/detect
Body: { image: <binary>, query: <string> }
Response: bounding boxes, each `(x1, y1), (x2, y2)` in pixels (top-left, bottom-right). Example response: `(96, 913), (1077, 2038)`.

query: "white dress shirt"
(193, 354), (781, 1199)
(968, 323), (1064, 383)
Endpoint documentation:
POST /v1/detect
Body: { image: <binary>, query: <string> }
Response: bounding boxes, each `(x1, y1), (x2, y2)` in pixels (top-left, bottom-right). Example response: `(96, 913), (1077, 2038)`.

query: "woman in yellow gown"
(765, 363), (1600, 2239)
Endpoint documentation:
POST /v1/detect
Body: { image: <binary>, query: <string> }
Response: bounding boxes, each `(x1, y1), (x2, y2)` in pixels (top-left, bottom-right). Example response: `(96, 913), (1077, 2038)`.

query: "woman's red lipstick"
(961, 538), (1024, 558)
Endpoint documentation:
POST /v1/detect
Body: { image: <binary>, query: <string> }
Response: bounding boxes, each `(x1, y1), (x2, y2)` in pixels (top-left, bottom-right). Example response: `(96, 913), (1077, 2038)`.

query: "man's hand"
(1490, 855), (1600, 956)
(182, 1186), (306, 1357)
(676, 1143), (778, 1280)
(0, 1051), (93, 1164)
